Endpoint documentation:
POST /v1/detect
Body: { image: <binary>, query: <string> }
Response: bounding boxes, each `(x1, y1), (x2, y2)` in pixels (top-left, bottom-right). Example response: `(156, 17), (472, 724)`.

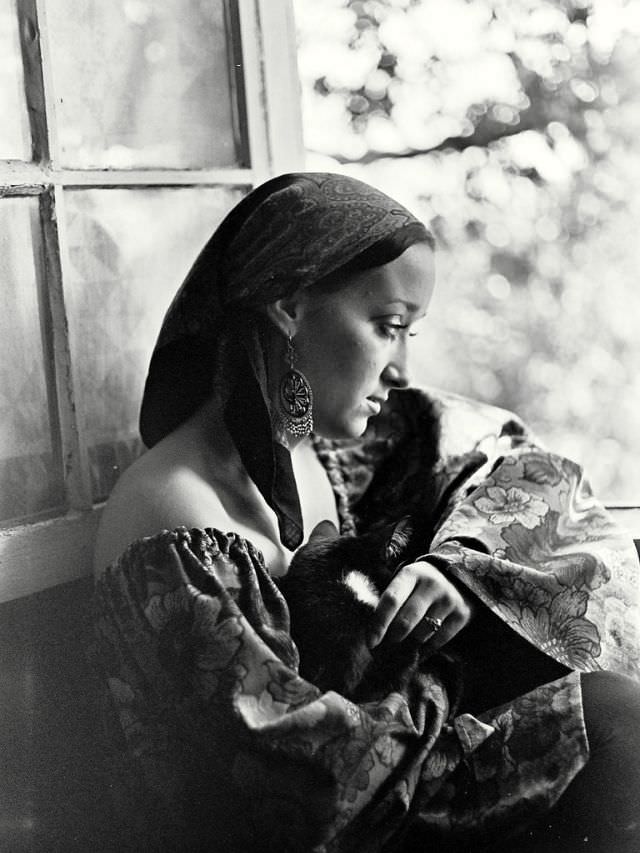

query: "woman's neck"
(186, 395), (338, 540)
(185, 395), (311, 476)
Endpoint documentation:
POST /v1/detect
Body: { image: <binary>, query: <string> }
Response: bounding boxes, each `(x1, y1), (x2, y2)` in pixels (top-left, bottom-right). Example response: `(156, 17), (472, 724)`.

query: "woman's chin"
(313, 414), (369, 441)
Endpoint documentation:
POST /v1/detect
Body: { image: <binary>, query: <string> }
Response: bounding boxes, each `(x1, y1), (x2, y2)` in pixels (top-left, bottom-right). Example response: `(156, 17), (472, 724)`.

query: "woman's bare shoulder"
(93, 447), (229, 573)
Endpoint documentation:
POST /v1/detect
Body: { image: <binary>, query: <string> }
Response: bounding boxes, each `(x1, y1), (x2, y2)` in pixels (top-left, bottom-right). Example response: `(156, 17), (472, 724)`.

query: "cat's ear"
(307, 519), (340, 544)
(384, 517), (413, 563)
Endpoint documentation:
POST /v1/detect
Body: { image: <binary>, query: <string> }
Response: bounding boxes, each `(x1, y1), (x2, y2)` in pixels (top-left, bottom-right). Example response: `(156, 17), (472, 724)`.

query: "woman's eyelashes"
(376, 320), (417, 341)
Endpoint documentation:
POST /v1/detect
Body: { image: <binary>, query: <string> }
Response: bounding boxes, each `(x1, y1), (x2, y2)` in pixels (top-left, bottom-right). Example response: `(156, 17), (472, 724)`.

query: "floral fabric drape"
(93, 388), (640, 852)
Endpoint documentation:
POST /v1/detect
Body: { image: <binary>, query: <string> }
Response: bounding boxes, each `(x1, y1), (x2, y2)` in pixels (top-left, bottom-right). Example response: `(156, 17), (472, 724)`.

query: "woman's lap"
(488, 671), (640, 853)
(448, 601), (571, 714)
(447, 602), (639, 846)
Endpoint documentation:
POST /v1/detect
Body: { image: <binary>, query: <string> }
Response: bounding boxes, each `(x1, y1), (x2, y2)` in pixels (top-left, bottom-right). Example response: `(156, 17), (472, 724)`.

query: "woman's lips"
(366, 398), (382, 415)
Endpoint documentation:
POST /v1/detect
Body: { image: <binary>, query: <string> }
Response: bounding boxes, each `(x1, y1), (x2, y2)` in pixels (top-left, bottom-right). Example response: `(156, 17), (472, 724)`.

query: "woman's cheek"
(347, 339), (374, 390)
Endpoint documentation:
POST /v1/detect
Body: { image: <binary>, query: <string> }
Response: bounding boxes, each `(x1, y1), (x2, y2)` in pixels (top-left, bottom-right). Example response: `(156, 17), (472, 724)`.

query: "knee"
(580, 671), (640, 753)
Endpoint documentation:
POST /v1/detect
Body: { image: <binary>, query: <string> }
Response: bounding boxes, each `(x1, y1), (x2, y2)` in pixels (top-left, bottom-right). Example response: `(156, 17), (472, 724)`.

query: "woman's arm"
(350, 388), (640, 676)
(93, 526), (454, 852)
(94, 522), (593, 851)
(424, 443), (640, 676)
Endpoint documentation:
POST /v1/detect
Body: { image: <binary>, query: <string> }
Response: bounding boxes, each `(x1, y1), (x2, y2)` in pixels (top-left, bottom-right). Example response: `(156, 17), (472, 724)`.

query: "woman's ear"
(264, 294), (305, 337)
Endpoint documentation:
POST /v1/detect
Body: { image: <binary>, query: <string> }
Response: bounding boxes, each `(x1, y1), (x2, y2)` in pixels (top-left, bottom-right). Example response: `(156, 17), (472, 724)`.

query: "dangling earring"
(278, 333), (313, 437)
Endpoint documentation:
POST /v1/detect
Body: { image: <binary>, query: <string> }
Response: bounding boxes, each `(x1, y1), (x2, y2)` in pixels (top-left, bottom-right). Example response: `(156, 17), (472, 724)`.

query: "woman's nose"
(382, 351), (410, 389)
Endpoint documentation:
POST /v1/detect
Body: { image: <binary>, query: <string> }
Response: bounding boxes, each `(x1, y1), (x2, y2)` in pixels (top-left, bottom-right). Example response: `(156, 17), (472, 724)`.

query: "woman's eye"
(379, 322), (409, 340)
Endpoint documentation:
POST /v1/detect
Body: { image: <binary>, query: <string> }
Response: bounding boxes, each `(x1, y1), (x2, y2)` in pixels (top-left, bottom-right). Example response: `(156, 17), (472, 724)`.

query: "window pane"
(46, 0), (240, 168)
(0, 197), (64, 521)
(63, 186), (245, 501)
(0, 1), (31, 159)
(413, 260), (640, 505)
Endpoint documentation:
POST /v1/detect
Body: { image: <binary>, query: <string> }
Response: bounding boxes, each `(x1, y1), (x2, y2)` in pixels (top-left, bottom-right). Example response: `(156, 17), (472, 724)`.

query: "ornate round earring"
(278, 333), (313, 437)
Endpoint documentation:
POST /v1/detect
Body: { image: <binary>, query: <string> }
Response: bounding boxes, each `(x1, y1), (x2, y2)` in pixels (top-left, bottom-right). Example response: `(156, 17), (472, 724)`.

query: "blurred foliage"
(294, 0), (640, 501)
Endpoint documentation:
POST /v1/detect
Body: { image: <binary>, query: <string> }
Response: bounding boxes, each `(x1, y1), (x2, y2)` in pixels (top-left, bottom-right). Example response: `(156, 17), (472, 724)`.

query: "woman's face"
(292, 242), (435, 439)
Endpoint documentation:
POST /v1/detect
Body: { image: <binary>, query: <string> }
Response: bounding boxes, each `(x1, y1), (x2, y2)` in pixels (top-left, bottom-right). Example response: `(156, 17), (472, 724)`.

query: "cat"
(277, 517), (459, 703)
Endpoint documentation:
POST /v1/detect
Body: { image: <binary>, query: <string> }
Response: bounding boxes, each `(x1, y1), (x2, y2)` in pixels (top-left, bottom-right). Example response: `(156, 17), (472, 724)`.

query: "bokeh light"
(294, 0), (640, 502)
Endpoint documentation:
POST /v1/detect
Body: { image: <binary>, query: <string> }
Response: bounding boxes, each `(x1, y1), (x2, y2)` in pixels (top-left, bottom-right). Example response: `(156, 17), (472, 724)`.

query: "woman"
(93, 172), (640, 852)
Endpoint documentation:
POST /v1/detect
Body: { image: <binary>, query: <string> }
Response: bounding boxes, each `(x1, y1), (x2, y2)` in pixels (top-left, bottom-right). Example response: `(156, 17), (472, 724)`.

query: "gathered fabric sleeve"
(94, 527), (453, 852)
(347, 387), (640, 680)
(93, 526), (588, 853)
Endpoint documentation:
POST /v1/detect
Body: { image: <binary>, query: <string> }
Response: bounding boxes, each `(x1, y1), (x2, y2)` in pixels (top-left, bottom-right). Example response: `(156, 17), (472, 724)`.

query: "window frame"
(2, 1), (637, 603)
(0, 0), (304, 602)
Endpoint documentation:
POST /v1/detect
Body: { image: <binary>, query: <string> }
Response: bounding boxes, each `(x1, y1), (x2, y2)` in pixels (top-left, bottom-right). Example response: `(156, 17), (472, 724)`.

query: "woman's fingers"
(367, 568), (421, 647)
(411, 608), (448, 645)
(368, 560), (471, 648)
(421, 607), (470, 653)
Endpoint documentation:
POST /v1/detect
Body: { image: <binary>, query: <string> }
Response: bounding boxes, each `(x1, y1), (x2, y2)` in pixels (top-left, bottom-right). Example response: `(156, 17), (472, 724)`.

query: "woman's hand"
(367, 560), (472, 651)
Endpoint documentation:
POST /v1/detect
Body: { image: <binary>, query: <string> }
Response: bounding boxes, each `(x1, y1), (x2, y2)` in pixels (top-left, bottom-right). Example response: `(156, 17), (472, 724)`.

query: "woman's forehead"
(353, 244), (435, 310)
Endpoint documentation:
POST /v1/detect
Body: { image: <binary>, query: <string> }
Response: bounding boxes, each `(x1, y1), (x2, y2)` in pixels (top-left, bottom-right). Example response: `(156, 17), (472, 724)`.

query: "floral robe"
(93, 388), (640, 852)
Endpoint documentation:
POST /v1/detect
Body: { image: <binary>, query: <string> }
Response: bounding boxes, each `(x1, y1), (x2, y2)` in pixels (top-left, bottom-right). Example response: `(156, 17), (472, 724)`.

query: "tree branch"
(317, 108), (543, 165)
(311, 54), (554, 166)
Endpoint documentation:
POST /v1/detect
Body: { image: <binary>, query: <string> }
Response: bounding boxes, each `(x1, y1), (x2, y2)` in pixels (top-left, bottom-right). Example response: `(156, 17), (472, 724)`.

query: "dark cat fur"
(277, 396), (468, 703)
(277, 518), (459, 703)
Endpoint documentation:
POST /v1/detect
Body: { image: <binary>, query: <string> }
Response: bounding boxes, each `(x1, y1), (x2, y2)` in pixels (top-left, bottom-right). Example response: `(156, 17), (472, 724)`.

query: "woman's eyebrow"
(379, 299), (424, 314)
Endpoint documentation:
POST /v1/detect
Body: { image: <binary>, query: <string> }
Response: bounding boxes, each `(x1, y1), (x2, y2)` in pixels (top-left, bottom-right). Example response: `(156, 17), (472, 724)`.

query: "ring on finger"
(421, 614), (443, 635)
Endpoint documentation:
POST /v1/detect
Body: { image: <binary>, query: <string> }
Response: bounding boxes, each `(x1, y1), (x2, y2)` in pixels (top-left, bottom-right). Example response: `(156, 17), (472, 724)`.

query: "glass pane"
(413, 244), (640, 505)
(46, 0), (239, 169)
(0, 1), (31, 159)
(63, 185), (245, 501)
(0, 197), (64, 521)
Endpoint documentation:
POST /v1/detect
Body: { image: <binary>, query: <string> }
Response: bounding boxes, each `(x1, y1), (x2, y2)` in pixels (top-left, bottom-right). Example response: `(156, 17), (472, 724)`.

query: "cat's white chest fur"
(342, 570), (381, 608)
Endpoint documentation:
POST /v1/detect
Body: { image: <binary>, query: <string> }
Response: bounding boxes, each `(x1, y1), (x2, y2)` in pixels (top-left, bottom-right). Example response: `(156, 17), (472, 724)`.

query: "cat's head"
(287, 516), (414, 582)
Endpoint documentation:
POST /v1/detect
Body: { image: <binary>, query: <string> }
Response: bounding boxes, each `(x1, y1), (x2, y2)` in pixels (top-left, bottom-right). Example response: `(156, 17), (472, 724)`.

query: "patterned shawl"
(139, 173), (431, 549)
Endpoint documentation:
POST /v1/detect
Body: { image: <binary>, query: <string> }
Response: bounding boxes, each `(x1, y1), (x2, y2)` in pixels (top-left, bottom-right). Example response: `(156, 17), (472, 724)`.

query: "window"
(293, 0), (640, 540)
(0, 0), (304, 601)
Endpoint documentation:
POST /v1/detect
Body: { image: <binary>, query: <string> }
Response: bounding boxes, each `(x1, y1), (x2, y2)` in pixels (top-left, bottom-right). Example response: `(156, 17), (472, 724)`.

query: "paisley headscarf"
(140, 173), (432, 549)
